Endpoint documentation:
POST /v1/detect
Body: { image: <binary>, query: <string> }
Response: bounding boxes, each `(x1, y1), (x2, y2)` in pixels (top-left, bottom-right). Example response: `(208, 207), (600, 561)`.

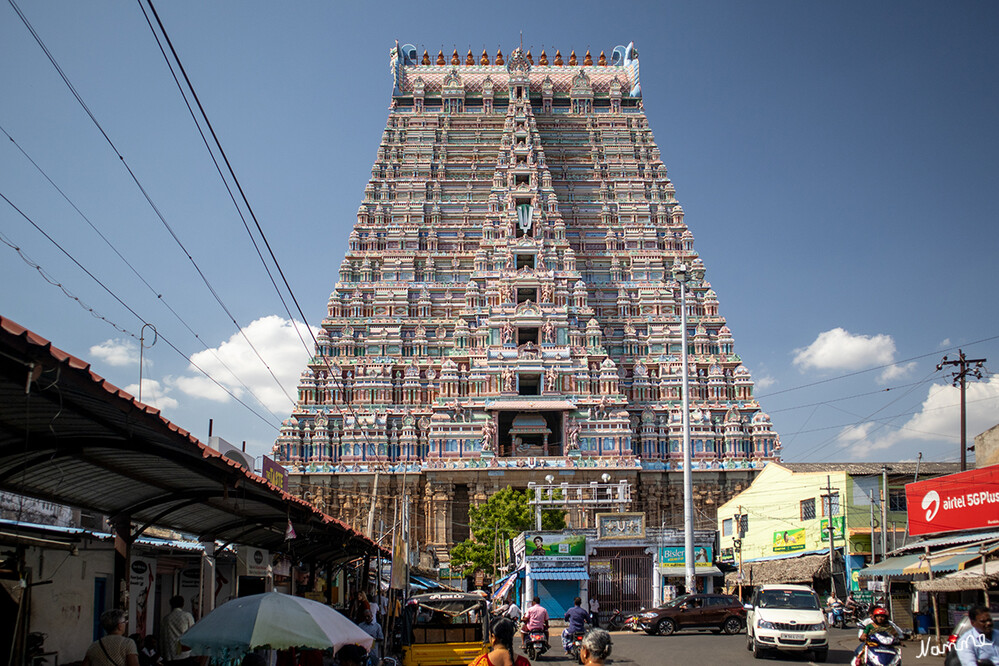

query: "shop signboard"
(659, 546), (714, 569)
(239, 545), (271, 577)
(524, 532), (585, 562)
(820, 516), (845, 540)
(261, 455), (289, 492)
(772, 528), (806, 553)
(906, 465), (999, 536)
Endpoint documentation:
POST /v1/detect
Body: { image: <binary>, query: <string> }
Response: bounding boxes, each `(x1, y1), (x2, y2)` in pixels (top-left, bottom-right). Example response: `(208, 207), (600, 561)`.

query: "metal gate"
(588, 548), (653, 615)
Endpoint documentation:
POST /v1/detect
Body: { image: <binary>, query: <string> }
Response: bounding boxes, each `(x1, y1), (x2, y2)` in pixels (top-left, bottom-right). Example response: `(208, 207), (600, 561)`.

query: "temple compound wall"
(273, 42), (781, 555)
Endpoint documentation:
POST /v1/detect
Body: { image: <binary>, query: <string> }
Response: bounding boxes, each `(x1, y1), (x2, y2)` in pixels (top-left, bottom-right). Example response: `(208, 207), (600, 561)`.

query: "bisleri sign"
(906, 465), (999, 536)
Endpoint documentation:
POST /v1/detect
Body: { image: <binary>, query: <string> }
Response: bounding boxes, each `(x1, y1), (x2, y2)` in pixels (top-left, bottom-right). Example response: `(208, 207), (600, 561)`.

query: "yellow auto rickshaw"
(400, 592), (490, 666)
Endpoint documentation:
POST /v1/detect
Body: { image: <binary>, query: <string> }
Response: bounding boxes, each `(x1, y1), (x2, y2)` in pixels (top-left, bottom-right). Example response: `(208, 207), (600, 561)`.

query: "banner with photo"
(524, 532), (585, 562)
(820, 516), (845, 540)
(772, 528), (806, 552)
(659, 546), (714, 569)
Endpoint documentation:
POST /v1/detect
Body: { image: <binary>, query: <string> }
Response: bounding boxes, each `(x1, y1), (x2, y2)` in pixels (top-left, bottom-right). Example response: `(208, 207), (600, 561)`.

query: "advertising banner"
(524, 532), (585, 562)
(906, 465), (999, 536)
(261, 456), (289, 492)
(128, 557), (156, 636)
(820, 516), (845, 540)
(773, 528), (806, 552)
(659, 546), (714, 568)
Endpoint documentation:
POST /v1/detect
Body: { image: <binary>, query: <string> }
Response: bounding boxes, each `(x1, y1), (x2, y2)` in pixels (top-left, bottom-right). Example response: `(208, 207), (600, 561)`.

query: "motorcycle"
(852, 630), (902, 666)
(567, 630), (587, 664)
(847, 602), (872, 628)
(827, 602), (846, 629)
(606, 609), (626, 631)
(525, 629), (550, 661)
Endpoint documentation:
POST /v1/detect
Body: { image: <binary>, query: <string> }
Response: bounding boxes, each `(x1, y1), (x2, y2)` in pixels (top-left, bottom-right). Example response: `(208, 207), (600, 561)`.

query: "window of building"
(517, 327), (539, 345)
(800, 498), (816, 521)
(517, 288), (538, 304)
(518, 374), (541, 396)
(722, 518), (732, 537)
(738, 514), (748, 536)
(516, 254), (535, 270)
(822, 493), (841, 517)
(889, 488), (907, 512)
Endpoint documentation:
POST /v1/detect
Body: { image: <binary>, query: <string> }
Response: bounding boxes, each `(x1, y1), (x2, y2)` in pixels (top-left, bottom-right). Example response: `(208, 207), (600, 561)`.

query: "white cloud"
(172, 315), (316, 413)
(90, 338), (139, 367)
(939, 338), (951, 348)
(123, 378), (179, 411)
(877, 361), (917, 383)
(852, 375), (999, 454)
(756, 375), (777, 390)
(793, 328), (897, 373)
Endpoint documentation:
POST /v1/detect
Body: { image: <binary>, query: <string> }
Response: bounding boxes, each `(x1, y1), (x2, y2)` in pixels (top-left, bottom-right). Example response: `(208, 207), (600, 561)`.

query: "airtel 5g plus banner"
(906, 465), (999, 536)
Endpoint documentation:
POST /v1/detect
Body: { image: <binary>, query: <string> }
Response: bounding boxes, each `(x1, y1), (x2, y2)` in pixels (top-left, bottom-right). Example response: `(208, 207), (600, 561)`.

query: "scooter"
(567, 629), (587, 664)
(852, 630), (902, 666)
(606, 609), (626, 631)
(525, 628), (550, 661)
(828, 603), (846, 629)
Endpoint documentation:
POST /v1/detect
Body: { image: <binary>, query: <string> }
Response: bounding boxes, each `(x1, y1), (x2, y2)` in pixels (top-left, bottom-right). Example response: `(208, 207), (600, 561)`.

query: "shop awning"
(492, 570), (520, 600)
(530, 567), (589, 581)
(660, 566), (723, 577)
(859, 543), (997, 579)
(913, 560), (999, 592)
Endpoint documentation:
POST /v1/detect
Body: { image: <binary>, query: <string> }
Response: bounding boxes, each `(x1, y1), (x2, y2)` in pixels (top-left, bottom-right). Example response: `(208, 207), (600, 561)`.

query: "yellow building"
(716, 462), (959, 592)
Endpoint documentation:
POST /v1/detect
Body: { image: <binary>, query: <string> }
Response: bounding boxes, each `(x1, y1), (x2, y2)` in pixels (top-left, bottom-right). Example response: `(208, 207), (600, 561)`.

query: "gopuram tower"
(273, 43), (780, 559)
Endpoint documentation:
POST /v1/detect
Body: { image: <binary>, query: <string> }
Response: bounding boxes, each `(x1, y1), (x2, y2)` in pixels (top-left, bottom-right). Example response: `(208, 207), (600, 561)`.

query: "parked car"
(745, 584), (828, 662)
(625, 593), (746, 636)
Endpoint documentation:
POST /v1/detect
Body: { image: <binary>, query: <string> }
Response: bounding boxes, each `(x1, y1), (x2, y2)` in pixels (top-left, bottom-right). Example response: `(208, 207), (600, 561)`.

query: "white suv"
(745, 584), (828, 662)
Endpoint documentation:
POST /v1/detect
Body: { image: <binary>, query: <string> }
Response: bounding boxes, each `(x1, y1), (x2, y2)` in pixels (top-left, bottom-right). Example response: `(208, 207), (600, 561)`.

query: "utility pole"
(937, 350), (986, 471)
(366, 469), (381, 539)
(868, 492), (878, 564)
(881, 465), (890, 602)
(734, 506), (745, 600)
(822, 476), (838, 594)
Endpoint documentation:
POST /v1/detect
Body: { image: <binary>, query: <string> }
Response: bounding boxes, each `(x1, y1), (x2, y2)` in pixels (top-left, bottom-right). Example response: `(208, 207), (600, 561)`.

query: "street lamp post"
(673, 261), (696, 594)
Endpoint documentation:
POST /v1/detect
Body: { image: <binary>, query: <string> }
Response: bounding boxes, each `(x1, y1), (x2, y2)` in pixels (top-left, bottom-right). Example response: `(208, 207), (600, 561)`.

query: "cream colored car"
(745, 585), (829, 662)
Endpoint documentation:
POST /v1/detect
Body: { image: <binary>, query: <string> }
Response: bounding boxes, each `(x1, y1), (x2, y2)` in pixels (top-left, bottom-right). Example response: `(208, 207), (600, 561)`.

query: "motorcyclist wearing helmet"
(854, 607), (901, 661)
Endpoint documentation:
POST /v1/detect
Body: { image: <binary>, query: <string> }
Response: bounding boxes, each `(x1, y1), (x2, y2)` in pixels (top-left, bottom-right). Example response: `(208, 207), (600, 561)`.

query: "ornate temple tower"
(274, 42), (780, 558)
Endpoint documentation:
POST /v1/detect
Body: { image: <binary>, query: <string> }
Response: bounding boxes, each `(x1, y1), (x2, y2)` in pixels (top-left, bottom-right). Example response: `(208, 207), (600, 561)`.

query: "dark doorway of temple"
(496, 411), (563, 456)
(588, 547), (653, 615)
(452, 483), (470, 542)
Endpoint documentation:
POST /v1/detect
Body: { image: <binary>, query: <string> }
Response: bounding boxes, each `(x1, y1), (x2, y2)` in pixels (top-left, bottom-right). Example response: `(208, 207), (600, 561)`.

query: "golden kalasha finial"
(539, 49), (549, 66)
(465, 49), (474, 66)
(451, 48), (460, 65)
(554, 49), (563, 66)
(480, 49), (489, 65)
(495, 48), (504, 65)
(436, 50), (445, 66)
(598, 50), (607, 66)
(584, 49), (593, 66)
(569, 50), (577, 66)
(526, 50), (533, 65)
(422, 50), (430, 66)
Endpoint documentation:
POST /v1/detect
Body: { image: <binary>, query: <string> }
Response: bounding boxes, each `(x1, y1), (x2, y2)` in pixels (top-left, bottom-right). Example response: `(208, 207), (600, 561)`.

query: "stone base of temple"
(288, 463), (765, 555)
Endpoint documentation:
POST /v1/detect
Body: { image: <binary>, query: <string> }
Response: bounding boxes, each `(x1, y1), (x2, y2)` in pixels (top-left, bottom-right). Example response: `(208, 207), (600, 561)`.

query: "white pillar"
(200, 540), (216, 616)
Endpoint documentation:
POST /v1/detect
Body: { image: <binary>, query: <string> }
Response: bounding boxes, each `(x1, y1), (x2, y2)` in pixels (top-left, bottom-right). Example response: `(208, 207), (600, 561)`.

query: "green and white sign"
(820, 516), (845, 540)
(773, 528), (806, 553)
(659, 546), (714, 568)
(524, 532), (586, 562)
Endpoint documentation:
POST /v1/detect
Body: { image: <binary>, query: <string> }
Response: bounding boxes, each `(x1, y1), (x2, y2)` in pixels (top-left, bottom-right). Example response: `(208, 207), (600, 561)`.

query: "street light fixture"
(672, 260), (695, 595)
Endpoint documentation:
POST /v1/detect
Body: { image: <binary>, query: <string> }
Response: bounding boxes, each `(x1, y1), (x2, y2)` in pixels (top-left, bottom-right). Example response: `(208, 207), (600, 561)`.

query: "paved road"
(523, 626), (921, 665)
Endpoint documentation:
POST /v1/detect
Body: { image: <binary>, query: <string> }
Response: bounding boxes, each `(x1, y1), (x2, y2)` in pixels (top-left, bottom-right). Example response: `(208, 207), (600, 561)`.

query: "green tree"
(448, 487), (565, 578)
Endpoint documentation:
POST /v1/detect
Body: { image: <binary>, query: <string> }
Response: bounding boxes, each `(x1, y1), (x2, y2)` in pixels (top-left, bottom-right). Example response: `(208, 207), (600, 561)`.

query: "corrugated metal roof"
(530, 567), (589, 581)
(776, 462), (960, 476)
(894, 530), (999, 553)
(0, 316), (382, 564)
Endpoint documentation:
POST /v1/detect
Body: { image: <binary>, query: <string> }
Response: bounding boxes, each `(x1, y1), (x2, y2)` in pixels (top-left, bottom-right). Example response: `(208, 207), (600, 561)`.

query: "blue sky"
(2, 1), (997, 466)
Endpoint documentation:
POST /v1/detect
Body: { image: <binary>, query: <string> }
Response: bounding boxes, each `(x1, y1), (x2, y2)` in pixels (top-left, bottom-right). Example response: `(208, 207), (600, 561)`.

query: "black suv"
(626, 593), (746, 636)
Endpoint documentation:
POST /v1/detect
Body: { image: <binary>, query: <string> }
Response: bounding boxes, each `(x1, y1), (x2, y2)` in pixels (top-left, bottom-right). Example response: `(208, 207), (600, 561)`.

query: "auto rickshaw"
(400, 592), (490, 666)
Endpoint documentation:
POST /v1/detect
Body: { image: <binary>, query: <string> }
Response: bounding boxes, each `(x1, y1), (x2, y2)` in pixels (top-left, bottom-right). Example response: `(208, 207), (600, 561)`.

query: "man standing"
(161, 595), (195, 666)
(521, 597), (549, 649)
(957, 606), (999, 666)
(357, 609), (384, 663)
(588, 596), (600, 628)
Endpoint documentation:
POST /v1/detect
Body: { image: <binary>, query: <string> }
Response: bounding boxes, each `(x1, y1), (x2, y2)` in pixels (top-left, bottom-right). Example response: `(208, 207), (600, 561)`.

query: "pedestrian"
(579, 628), (612, 666)
(957, 605), (999, 666)
(588, 596), (600, 628)
(139, 635), (162, 666)
(82, 609), (140, 666)
(161, 595), (195, 666)
(471, 617), (531, 666)
(505, 599), (521, 622)
(357, 609), (384, 663)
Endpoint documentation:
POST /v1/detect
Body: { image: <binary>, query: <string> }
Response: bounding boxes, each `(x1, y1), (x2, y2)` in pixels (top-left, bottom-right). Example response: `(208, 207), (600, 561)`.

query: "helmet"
(872, 607), (888, 617)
